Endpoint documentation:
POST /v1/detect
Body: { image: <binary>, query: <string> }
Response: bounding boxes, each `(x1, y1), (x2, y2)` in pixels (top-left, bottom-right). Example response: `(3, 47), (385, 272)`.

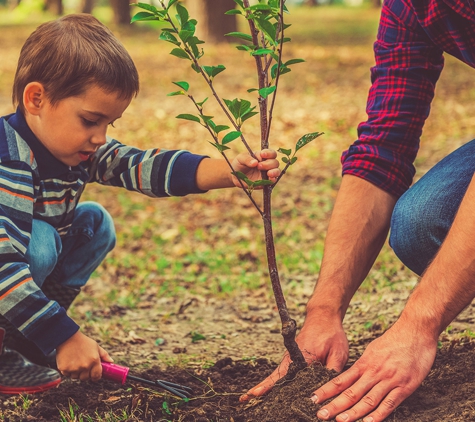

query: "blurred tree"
(305, 0), (318, 5)
(80, 0), (94, 14)
(44, 0), (62, 15)
(186, 0), (237, 44)
(110, 0), (130, 24)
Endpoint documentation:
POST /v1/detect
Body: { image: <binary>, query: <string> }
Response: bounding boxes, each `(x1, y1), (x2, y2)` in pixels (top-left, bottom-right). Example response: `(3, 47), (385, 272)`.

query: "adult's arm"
(313, 172), (475, 422)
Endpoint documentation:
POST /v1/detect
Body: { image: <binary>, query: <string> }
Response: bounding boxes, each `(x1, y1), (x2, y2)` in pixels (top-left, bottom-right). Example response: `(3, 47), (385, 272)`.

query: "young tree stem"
(243, 0), (306, 368)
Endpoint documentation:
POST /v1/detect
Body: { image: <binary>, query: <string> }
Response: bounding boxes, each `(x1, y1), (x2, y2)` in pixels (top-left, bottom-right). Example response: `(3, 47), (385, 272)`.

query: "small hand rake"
(101, 362), (193, 398)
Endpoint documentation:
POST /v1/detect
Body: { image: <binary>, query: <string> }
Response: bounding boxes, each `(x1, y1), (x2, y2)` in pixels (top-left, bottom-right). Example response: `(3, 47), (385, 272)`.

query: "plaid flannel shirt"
(341, 0), (475, 197)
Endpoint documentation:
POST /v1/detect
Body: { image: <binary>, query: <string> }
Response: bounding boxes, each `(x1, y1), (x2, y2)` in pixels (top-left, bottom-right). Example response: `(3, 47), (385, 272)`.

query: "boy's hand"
(231, 149), (280, 188)
(56, 331), (113, 382)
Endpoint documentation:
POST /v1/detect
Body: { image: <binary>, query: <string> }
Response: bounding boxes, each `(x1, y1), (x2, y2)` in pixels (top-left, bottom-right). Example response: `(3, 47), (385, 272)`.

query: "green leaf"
(196, 97), (208, 107)
(238, 99), (252, 115)
(272, 64), (292, 79)
(252, 179), (274, 186)
(172, 81), (189, 91)
(231, 171), (253, 186)
(213, 125), (230, 134)
(191, 63), (201, 73)
(182, 20), (196, 33)
(131, 11), (156, 23)
(257, 19), (277, 42)
(200, 115), (214, 124)
(159, 31), (180, 45)
(176, 114), (201, 123)
(241, 108), (258, 123)
(222, 131), (242, 144)
(167, 90), (185, 96)
(225, 31), (253, 42)
(167, 0), (178, 9)
(295, 131), (324, 152)
(209, 142), (230, 153)
(176, 2), (189, 26)
(202, 65), (226, 78)
(179, 30), (194, 43)
(252, 48), (274, 56)
(282, 156), (289, 163)
(249, 4), (273, 11)
(258, 86), (276, 99)
(170, 48), (190, 60)
(233, 0), (244, 8)
(190, 331), (206, 343)
(278, 148), (292, 156)
(134, 2), (159, 13)
(247, 88), (258, 93)
(285, 58), (305, 66)
(236, 45), (252, 52)
(225, 9), (241, 15)
(291, 157), (298, 164)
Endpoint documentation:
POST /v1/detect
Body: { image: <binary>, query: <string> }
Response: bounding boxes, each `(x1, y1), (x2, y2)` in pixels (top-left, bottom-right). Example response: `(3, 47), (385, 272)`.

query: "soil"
(3, 341), (475, 421)
(3, 287), (475, 421)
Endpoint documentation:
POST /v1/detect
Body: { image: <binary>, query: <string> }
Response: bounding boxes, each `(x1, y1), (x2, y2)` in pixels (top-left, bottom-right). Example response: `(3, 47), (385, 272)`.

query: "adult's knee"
(389, 190), (448, 276)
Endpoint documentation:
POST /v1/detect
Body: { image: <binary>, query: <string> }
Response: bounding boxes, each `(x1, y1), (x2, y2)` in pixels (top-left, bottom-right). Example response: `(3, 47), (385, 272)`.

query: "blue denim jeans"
(389, 139), (475, 276)
(25, 202), (116, 288)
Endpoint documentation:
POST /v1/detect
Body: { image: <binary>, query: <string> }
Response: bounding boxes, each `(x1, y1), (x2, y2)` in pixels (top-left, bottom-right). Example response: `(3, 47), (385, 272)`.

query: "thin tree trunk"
(186, 0), (237, 44)
(110, 0), (130, 25)
(80, 0), (94, 14)
(43, 0), (63, 15)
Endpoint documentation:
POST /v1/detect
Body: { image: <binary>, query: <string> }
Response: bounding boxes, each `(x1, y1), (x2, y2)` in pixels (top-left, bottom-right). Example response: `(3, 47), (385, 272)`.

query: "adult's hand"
(239, 317), (349, 401)
(311, 321), (437, 422)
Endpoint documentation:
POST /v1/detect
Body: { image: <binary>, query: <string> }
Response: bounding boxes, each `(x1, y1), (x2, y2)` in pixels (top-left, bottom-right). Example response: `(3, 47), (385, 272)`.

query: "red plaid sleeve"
(342, 0), (447, 197)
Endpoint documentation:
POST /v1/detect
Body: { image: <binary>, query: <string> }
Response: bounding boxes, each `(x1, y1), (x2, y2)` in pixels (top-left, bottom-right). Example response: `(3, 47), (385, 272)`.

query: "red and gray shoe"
(0, 328), (62, 395)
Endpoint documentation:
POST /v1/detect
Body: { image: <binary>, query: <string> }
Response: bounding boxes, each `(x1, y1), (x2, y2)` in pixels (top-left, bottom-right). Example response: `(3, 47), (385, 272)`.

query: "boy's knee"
(78, 201), (116, 250)
(26, 220), (61, 282)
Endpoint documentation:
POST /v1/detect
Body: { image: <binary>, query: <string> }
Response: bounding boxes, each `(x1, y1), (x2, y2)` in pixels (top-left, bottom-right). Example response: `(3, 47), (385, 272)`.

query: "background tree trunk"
(110, 0), (130, 25)
(186, 0), (237, 44)
(80, 0), (94, 14)
(43, 0), (63, 15)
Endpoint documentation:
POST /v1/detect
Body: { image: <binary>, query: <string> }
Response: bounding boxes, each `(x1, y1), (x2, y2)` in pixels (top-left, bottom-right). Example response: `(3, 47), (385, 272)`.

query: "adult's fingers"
(335, 383), (406, 422)
(239, 355), (292, 402)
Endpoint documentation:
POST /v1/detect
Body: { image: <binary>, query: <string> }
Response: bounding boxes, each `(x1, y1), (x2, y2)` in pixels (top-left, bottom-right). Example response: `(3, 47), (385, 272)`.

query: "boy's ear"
(23, 82), (47, 116)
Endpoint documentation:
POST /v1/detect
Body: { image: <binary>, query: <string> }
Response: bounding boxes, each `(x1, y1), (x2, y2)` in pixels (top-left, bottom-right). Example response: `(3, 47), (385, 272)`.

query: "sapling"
(131, 0), (322, 375)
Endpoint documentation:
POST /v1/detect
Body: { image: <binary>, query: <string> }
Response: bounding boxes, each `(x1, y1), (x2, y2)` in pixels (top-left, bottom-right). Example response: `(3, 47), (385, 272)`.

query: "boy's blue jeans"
(25, 202), (116, 289)
(390, 140), (475, 276)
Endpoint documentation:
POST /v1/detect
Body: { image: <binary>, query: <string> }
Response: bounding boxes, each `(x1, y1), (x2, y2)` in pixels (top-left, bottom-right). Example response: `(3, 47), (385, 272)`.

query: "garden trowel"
(101, 361), (193, 398)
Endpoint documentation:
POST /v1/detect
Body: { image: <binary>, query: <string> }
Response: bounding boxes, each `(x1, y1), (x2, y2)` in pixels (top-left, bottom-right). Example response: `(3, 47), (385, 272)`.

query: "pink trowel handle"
(101, 362), (129, 384)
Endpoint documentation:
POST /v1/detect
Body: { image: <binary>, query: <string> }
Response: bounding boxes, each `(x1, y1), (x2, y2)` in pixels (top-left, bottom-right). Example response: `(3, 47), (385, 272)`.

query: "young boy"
(0, 13), (280, 394)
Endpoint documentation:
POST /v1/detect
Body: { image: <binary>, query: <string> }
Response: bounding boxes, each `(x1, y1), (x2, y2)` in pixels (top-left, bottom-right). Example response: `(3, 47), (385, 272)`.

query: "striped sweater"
(0, 110), (207, 354)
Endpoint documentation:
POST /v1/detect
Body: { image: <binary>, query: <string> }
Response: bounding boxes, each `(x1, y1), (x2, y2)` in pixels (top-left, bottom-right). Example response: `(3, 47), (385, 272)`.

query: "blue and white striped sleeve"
(89, 138), (208, 197)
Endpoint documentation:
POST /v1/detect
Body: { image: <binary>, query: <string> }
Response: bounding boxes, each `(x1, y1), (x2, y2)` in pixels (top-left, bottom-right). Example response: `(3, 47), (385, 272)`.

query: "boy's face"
(27, 84), (130, 167)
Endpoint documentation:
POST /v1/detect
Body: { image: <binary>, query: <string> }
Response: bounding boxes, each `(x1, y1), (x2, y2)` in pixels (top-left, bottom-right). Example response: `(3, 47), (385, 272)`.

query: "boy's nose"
(91, 131), (107, 146)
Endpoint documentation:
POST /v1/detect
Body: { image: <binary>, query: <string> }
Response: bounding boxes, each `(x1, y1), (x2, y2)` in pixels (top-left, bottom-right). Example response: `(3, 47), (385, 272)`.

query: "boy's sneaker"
(0, 328), (62, 395)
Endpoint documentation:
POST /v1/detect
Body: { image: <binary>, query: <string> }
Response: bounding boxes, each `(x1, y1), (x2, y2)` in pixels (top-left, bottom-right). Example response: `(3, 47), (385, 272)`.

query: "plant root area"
(2, 340), (475, 421)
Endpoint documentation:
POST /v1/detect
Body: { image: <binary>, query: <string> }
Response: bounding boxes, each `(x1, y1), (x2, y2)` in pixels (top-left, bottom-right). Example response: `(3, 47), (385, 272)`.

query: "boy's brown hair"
(13, 13), (139, 113)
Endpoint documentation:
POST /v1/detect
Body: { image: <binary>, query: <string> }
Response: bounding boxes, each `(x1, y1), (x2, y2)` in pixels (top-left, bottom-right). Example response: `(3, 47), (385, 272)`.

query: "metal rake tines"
(127, 374), (193, 398)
